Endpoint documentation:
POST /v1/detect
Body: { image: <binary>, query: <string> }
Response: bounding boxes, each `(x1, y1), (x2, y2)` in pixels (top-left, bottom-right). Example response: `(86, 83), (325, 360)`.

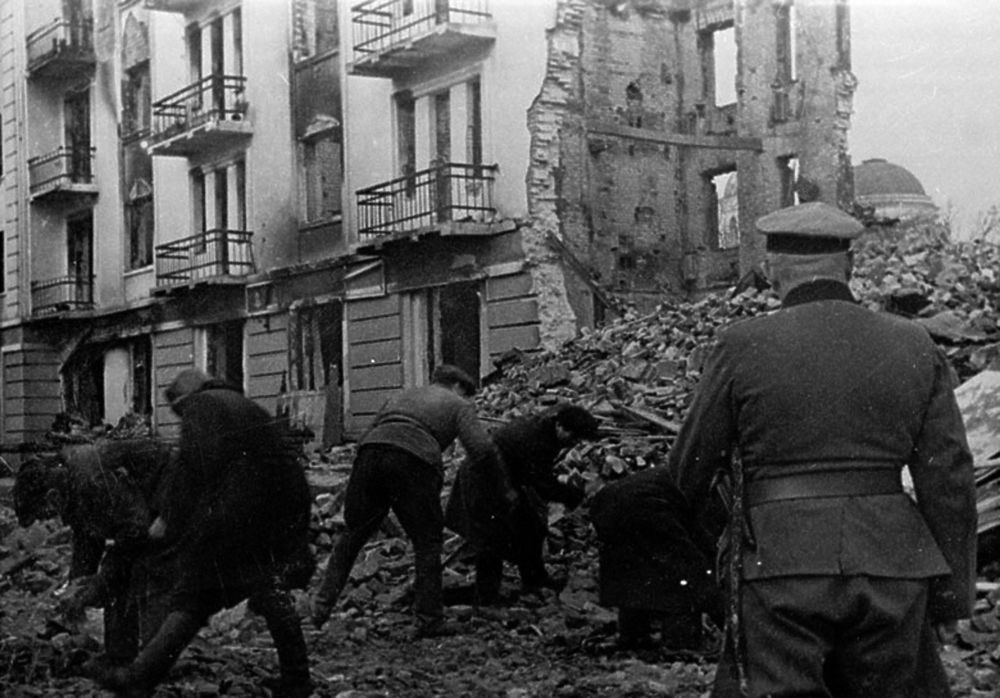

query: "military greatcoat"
(669, 279), (976, 697)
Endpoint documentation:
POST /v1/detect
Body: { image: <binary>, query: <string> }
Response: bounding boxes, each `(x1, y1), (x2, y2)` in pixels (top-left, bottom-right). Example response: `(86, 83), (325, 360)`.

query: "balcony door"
(433, 90), (450, 221)
(67, 211), (93, 304)
(64, 89), (91, 182)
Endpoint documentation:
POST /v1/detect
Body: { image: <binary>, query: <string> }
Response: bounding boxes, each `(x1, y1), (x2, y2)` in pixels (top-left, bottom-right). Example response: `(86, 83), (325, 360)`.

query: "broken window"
(293, 0), (339, 62)
(709, 169), (739, 250)
(466, 77), (482, 167)
(205, 320), (244, 389)
(125, 145), (153, 269)
(776, 1), (798, 83)
(131, 336), (152, 415)
(396, 91), (416, 192)
(701, 24), (737, 107)
(301, 129), (342, 223)
(122, 60), (150, 139)
(778, 155), (800, 207)
(404, 282), (483, 387)
(712, 168), (740, 250)
(288, 301), (344, 392)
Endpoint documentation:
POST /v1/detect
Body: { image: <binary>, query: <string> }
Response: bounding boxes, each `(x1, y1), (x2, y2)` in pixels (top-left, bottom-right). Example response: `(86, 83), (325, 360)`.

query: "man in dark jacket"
(445, 404), (600, 605)
(311, 364), (500, 637)
(669, 201), (976, 697)
(13, 438), (175, 667)
(589, 466), (725, 651)
(100, 369), (314, 698)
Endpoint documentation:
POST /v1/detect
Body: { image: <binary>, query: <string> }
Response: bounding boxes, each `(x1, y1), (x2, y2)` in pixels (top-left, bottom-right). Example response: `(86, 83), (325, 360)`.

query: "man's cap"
(756, 201), (864, 254)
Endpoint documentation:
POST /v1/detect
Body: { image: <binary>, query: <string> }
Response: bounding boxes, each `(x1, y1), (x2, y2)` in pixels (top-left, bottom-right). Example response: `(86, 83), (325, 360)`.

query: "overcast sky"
(849, 0), (1000, 235)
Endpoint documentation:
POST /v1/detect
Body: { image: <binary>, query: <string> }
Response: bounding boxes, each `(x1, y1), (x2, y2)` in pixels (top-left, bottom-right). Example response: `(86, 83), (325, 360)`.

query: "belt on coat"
(746, 467), (903, 506)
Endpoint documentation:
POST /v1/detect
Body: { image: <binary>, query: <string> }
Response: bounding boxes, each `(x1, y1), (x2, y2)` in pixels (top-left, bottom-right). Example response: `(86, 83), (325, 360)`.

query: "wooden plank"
(246, 327), (287, 356)
(247, 313), (288, 335)
(349, 338), (403, 367)
(4, 380), (61, 399)
(23, 397), (63, 415)
(349, 388), (394, 416)
(350, 363), (403, 391)
(487, 298), (539, 328)
(5, 364), (59, 383)
(488, 324), (541, 354)
(156, 343), (195, 367)
(246, 353), (287, 378)
(155, 328), (194, 350)
(487, 272), (533, 301)
(349, 314), (401, 344)
(348, 294), (399, 321)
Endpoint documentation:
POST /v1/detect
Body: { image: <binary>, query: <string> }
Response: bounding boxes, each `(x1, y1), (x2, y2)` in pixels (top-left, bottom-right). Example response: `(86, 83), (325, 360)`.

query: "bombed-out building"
(0, 0), (855, 445)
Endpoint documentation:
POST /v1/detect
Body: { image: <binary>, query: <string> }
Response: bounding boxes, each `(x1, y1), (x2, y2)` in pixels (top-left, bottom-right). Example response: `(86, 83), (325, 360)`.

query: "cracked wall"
(526, 0), (855, 320)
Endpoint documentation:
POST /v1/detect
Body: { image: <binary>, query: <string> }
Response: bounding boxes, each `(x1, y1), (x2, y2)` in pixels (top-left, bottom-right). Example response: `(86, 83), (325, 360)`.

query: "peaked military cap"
(756, 201), (864, 254)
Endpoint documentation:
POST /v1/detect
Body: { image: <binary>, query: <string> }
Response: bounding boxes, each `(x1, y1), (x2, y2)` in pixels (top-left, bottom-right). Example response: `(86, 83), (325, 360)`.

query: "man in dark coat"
(311, 364), (501, 637)
(445, 404), (600, 604)
(13, 438), (175, 666)
(589, 466), (725, 651)
(100, 369), (314, 698)
(668, 201), (976, 697)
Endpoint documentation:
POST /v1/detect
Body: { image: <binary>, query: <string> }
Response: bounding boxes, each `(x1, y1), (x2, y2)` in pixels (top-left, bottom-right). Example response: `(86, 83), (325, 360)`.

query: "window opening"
(778, 155), (800, 207)
(711, 170), (740, 250)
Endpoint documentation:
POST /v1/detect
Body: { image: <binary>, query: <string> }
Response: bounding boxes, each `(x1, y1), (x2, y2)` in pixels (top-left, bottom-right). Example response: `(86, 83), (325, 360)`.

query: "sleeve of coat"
(454, 400), (500, 466)
(909, 347), (977, 621)
(668, 337), (738, 516)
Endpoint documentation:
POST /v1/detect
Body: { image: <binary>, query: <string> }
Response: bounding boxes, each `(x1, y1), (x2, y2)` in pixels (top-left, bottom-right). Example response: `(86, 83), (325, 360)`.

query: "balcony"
(26, 18), (95, 81)
(356, 162), (513, 252)
(148, 75), (252, 156)
(154, 229), (255, 291)
(31, 276), (94, 317)
(350, 0), (495, 78)
(28, 147), (98, 203)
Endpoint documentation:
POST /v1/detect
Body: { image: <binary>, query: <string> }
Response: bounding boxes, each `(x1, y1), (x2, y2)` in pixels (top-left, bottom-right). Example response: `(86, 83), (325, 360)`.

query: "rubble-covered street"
(4, 220), (1000, 697)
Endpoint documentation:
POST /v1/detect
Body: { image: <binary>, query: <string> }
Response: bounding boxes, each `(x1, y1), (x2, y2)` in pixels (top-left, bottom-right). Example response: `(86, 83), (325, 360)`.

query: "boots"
(250, 589), (313, 697)
(98, 609), (203, 696)
(312, 534), (358, 629)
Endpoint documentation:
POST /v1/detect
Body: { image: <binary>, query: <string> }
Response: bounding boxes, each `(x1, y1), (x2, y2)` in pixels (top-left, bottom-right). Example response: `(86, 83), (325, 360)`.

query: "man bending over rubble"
(446, 404), (600, 605)
(13, 438), (175, 670)
(312, 364), (501, 638)
(97, 369), (314, 698)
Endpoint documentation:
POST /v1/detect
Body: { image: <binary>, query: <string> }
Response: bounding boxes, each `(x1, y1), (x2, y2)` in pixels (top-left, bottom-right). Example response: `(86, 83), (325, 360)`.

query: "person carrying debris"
(13, 438), (175, 669)
(311, 364), (501, 638)
(98, 369), (314, 698)
(445, 404), (600, 604)
(589, 465), (725, 652)
(668, 201), (977, 697)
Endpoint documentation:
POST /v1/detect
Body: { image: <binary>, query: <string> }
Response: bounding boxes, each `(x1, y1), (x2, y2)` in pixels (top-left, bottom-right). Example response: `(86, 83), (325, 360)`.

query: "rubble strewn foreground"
(4, 220), (1000, 696)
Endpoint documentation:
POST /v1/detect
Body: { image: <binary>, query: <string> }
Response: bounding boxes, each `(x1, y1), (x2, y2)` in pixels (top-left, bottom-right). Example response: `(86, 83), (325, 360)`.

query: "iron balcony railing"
(155, 229), (255, 285)
(28, 146), (95, 195)
(26, 17), (94, 70)
(356, 162), (498, 239)
(352, 0), (490, 59)
(150, 75), (248, 142)
(31, 275), (94, 316)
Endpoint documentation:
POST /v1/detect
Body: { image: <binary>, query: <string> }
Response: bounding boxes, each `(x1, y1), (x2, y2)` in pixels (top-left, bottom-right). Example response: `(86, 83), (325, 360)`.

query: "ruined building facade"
(0, 0), (854, 445)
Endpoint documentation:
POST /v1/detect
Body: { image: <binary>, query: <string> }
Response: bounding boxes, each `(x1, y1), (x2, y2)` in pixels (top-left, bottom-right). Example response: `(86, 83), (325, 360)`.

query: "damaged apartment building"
(0, 0), (854, 446)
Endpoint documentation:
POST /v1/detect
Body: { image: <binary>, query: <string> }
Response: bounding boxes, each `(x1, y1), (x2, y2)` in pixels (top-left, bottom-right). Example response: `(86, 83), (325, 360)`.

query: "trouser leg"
(474, 549), (504, 605)
(102, 609), (206, 695)
(249, 588), (312, 696)
(313, 451), (389, 623)
(389, 461), (444, 629)
(104, 588), (140, 665)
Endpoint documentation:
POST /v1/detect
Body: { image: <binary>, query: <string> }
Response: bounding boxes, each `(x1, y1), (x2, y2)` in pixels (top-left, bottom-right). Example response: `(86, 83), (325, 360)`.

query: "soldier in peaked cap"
(668, 201), (976, 697)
